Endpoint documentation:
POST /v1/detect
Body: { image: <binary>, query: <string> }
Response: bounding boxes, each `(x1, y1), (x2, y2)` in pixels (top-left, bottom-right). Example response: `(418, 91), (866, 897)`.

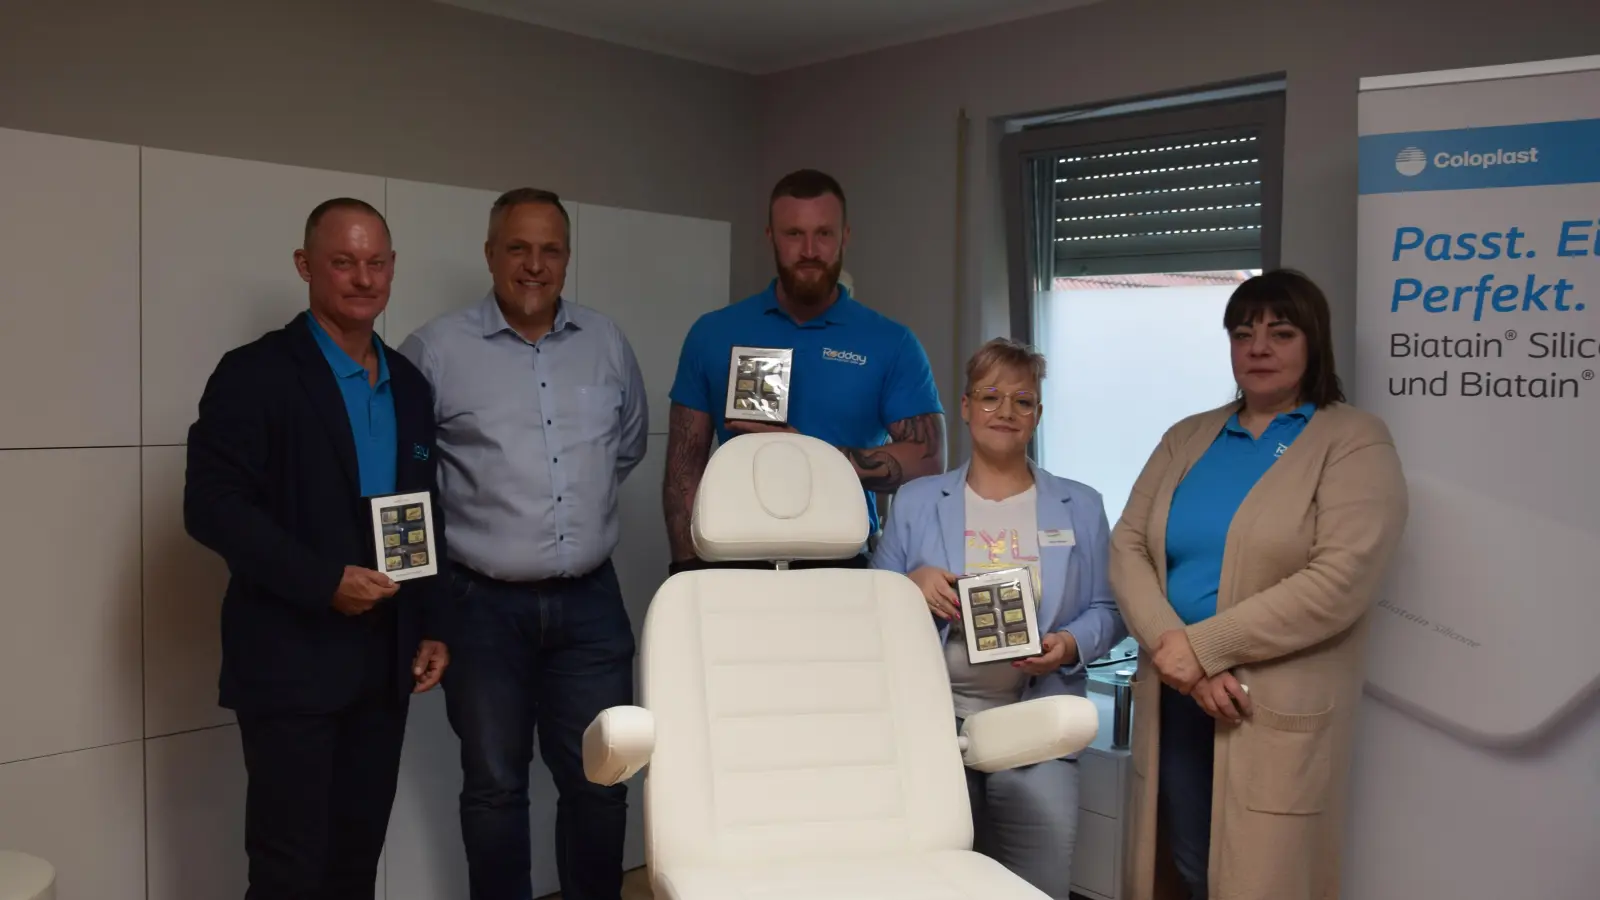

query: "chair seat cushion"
(654, 850), (1049, 900)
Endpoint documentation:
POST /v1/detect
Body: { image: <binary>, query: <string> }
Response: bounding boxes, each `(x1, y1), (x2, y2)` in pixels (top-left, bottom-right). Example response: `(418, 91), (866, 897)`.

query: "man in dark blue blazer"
(184, 198), (450, 900)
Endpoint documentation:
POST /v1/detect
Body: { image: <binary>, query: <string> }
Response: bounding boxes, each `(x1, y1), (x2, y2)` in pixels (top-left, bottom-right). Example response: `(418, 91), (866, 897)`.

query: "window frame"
(996, 89), (1286, 673)
(1000, 91), (1288, 349)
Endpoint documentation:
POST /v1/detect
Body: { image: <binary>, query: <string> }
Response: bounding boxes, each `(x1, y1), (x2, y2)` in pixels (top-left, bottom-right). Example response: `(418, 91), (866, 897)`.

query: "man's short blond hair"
(964, 337), (1047, 394)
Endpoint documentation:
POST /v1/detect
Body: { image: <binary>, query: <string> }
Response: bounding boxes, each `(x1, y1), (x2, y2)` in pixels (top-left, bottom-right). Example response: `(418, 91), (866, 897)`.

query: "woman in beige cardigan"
(1110, 269), (1407, 900)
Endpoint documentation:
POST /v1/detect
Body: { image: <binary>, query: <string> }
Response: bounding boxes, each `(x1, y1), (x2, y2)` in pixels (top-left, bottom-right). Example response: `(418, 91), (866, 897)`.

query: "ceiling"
(435, 0), (1107, 74)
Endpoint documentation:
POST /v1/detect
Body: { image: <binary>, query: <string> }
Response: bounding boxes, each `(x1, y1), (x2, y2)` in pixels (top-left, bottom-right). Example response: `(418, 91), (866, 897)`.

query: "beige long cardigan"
(1109, 401), (1408, 900)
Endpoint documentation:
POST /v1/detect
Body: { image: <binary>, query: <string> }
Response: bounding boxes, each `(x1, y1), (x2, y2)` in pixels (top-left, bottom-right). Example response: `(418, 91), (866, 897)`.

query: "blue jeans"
(1158, 684), (1216, 900)
(968, 756), (1080, 894)
(443, 560), (637, 900)
(955, 715), (1080, 899)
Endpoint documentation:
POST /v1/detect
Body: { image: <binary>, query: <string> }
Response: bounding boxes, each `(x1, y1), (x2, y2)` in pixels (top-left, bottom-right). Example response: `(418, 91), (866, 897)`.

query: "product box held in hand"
(368, 491), (438, 581)
(958, 566), (1042, 664)
(724, 346), (793, 424)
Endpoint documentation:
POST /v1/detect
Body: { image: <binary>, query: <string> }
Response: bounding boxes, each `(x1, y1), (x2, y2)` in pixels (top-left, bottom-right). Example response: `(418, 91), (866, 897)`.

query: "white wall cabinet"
(0, 128), (140, 449)
(1071, 688), (1133, 900)
(0, 124), (731, 900)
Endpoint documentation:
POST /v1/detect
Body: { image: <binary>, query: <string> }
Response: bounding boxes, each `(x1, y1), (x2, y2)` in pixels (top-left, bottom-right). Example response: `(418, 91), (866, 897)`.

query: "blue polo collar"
(1222, 401), (1315, 435)
(480, 292), (579, 339)
(758, 278), (860, 327)
(307, 312), (389, 387)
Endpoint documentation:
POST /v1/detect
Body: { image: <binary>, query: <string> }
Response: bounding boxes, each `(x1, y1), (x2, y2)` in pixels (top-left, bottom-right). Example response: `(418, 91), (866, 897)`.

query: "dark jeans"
(443, 559), (637, 900)
(236, 632), (407, 900)
(1158, 684), (1216, 900)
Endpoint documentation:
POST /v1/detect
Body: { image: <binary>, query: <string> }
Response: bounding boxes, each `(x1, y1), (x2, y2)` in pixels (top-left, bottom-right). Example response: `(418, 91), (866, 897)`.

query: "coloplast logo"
(1434, 145), (1539, 169)
(1395, 147), (1428, 177)
(822, 347), (868, 366)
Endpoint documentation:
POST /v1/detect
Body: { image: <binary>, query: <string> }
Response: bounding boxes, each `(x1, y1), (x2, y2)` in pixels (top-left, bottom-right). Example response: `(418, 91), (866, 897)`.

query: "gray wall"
(15, 0), (1592, 442)
(758, 0), (1600, 448)
(0, 0), (767, 297)
(3, 0), (1596, 428)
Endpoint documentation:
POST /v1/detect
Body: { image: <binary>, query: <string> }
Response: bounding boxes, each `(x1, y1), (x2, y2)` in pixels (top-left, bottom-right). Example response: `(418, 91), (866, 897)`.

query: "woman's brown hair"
(1222, 268), (1346, 408)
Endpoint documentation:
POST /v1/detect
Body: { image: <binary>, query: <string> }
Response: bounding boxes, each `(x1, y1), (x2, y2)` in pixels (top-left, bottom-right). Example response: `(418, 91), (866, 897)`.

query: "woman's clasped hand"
(1151, 629), (1253, 724)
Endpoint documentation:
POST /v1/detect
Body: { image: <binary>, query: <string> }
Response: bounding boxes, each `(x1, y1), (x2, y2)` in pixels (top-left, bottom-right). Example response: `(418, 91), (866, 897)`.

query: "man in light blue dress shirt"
(397, 188), (647, 900)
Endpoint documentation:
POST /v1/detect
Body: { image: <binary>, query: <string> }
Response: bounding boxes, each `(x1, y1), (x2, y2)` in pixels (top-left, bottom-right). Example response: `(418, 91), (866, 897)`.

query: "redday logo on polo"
(822, 347), (868, 365)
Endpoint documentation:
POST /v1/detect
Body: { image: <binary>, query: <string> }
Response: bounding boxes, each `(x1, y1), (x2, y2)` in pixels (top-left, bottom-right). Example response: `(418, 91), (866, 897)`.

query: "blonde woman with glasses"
(872, 337), (1127, 899)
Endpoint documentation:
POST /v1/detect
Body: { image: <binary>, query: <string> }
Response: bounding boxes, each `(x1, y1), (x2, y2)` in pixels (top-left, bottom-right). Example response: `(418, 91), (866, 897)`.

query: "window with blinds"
(1002, 89), (1286, 330)
(998, 88), (1285, 671)
(1049, 128), (1265, 278)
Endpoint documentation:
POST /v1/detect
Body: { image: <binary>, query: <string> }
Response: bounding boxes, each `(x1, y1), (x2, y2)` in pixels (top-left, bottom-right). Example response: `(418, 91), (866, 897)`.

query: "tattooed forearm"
(888, 413), (946, 465)
(838, 413), (947, 492)
(663, 403), (714, 562)
(844, 447), (905, 493)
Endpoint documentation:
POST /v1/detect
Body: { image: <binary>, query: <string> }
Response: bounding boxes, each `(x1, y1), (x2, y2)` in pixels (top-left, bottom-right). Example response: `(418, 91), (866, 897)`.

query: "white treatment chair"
(0, 851), (55, 900)
(583, 432), (1100, 899)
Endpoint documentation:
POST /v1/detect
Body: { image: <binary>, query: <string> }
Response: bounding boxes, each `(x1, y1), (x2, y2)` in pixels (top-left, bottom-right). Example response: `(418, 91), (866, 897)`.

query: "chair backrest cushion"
(641, 567), (973, 869)
(692, 432), (868, 562)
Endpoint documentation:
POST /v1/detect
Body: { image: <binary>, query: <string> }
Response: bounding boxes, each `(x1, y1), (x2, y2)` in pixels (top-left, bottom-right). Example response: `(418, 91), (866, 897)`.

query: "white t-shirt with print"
(946, 484), (1042, 718)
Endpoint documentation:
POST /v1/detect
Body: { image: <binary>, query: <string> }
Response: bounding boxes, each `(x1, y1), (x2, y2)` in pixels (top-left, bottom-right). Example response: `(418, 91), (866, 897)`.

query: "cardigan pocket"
(1128, 668), (1156, 778)
(1241, 702), (1334, 815)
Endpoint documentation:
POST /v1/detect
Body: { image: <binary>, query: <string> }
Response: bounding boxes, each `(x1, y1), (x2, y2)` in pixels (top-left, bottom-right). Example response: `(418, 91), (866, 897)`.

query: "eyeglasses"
(971, 388), (1039, 416)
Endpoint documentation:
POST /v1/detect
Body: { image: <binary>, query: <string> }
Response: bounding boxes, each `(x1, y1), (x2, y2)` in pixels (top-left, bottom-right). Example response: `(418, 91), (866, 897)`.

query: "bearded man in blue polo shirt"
(664, 169), (946, 572)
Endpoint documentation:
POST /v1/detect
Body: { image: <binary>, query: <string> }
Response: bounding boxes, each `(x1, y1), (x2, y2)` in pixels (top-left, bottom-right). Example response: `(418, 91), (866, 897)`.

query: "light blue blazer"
(871, 461), (1128, 701)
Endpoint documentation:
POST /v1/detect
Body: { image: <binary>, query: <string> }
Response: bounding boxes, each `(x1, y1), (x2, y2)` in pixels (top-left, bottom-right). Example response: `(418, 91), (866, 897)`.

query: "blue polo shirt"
(669, 280), (943, 533)
(307, 313), (398, 498)
(1164, 403), (1316, 624)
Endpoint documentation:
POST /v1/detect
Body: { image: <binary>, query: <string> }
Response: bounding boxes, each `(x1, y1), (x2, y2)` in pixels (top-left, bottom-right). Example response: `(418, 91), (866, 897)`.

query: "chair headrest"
(691, 432), (869, 562)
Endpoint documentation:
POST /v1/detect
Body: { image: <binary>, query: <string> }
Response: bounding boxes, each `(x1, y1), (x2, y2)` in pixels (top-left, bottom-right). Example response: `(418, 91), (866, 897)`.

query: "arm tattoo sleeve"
(887, 413), (945, 461)
(845, 447), (905, 493)
(841, 412), (946, 492)
(663, 403), (714, 561)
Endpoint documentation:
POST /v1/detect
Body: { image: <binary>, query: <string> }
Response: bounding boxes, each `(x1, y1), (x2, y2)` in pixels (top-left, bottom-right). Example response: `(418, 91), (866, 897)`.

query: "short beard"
(775, 251), (842, 307)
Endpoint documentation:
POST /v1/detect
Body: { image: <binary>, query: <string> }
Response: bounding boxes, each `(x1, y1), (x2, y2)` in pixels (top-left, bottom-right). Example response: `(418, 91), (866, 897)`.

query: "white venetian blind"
(1051, 129), (1264, 277)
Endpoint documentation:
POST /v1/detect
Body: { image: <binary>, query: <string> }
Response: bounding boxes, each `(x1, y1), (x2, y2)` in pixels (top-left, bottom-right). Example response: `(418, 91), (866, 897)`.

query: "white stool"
(0, 851), (55, 900)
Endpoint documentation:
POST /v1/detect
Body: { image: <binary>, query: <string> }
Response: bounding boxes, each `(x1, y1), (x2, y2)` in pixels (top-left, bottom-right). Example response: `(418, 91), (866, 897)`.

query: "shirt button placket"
(536, 346), (565, 566)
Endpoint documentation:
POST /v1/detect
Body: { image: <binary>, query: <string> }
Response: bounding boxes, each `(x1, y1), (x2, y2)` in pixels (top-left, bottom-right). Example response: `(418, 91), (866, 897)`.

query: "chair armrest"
(582, 705), (656, 786)
(959, 695), (1099, 773)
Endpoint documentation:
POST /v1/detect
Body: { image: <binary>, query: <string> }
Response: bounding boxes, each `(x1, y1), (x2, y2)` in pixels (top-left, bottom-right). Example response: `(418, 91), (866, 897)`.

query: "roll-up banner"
(1350, 55), (1600, 897)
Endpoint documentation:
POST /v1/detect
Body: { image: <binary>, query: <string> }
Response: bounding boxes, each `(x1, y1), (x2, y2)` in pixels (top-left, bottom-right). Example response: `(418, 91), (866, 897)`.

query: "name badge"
(1039, 528), (1075, 547)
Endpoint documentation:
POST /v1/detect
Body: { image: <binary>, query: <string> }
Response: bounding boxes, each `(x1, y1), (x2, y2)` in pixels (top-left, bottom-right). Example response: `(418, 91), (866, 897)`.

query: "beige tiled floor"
(621, 869), (653, 900)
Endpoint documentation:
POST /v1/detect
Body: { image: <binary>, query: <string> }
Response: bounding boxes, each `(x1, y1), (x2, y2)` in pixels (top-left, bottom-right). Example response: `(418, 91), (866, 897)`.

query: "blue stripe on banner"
(1358, 117), (1600, 195)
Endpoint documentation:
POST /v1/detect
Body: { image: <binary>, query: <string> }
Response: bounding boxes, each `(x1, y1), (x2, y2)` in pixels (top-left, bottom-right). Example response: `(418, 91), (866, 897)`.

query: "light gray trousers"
(963, 741), (1081, 899)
